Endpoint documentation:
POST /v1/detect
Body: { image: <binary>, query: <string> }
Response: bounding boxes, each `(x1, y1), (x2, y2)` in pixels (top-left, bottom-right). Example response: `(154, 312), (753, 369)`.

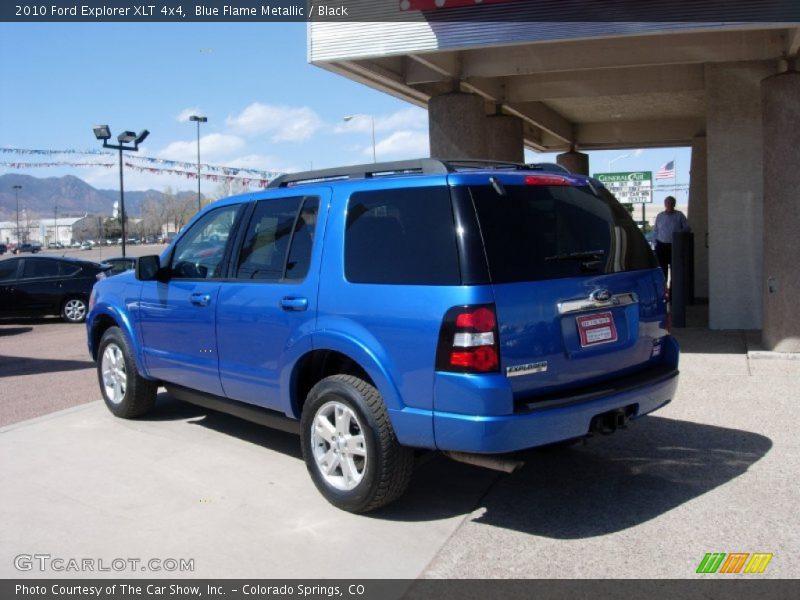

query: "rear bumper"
(433, 369), (677, 453)
(432, 337), (680, 454)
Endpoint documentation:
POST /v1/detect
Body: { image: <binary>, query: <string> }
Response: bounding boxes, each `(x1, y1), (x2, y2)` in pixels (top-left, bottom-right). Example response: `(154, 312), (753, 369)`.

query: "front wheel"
(97, 326), (157, 418)
(300, 375), (414, 513)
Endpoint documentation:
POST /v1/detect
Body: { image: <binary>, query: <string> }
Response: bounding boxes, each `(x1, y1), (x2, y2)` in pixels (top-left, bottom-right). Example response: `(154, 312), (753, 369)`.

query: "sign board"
(593, 171), (653, 204)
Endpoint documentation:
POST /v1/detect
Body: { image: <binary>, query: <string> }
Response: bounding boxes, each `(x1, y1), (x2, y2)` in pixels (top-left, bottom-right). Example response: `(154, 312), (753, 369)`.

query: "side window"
(0, 260), (19, 282)
(171, 205), (241, 280)
(345, 187), (460, 285)
(236, 196), (318, 281)
(21, 259), (60, 279)
(59, 262), (82, 277)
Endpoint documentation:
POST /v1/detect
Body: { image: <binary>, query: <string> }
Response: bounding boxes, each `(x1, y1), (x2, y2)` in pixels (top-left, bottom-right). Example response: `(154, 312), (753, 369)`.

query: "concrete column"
(486, 114), (524, 163)
(687, 136), (709, 300)
(705, 62), (774, 330)
(761, 71), (800, 352)
(556, 150), (589, 175)
(428, 93), (487, 159)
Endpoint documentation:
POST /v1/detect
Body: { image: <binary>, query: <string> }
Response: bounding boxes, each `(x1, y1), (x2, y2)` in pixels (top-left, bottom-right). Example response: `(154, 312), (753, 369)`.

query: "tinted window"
(171, 205), (241, 279)
(469, 184), (657, 283)
(60, 262), (82, 277)
(21, 259), (60, 279)
(0, 260), (18, 281)
(345, 187), (460, 285)
(236, 196), (318, 280)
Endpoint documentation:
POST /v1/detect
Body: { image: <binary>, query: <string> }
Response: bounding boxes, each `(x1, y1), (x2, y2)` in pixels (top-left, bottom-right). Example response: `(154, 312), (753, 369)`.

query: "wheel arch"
(286, 333), (403, 420)
(89, 305), (151, 379)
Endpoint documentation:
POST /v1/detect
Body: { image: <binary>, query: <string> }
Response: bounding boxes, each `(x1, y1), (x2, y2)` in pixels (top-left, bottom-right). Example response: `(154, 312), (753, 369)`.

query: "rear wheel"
(97, 326), (157, 418)
(61, 297), (88, 323)
(301, 374), (414, 513)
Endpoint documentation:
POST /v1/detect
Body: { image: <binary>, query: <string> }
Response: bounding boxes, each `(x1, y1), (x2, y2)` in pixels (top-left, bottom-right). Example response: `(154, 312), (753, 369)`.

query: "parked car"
(87, 159), (678, 512)
(80, 241), (93, 251)
(101, 257), (137, 277)
(0, 243), (7, 255)
(1, 256), (110, 323)
(13, 243), (42, 254)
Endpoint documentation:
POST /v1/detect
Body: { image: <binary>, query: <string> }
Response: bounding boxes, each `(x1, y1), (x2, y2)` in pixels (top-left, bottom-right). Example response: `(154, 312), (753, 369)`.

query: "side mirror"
(136, 255), (162, 281)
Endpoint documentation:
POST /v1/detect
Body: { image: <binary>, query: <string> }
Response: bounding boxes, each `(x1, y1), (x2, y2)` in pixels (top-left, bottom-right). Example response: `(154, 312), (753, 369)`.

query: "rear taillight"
(436, 304), (500, 373)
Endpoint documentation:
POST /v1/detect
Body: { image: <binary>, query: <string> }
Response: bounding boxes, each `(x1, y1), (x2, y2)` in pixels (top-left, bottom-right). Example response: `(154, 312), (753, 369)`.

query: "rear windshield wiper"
(544, 250), (606, 262)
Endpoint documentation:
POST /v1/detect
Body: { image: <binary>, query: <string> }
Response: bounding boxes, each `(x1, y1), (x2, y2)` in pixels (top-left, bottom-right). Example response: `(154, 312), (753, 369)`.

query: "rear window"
(345, 187), (460, 285)
(467, 184), (656, 283)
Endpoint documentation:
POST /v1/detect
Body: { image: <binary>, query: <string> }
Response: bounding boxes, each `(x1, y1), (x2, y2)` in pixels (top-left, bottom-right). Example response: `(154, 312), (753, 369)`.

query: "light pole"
(93, 125), (149, 258)
(190, 115), (207, 212)
(12, 185), (21, 246)
(343, 114), (376, 163)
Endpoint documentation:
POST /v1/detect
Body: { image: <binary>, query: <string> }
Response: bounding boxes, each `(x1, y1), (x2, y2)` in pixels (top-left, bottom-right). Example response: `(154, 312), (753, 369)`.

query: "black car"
(0, 256), (109, 323)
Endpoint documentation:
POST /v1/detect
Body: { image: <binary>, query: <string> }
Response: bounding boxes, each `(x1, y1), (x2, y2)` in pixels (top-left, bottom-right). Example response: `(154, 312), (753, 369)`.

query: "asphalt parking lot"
(1, 310), (798, 579)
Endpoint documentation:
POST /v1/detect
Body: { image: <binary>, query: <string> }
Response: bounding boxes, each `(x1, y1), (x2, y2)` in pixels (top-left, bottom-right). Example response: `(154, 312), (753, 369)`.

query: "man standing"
(653, 195), (690, 286)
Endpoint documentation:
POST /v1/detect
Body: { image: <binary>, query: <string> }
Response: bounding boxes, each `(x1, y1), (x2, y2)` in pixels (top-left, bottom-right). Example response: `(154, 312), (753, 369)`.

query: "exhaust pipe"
(444, 451), (524, 474)
(591, 408), (629, 435)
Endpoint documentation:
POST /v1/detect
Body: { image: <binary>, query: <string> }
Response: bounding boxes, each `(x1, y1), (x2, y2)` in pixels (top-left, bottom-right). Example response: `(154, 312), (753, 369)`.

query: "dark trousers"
(655, 241), (671, 282)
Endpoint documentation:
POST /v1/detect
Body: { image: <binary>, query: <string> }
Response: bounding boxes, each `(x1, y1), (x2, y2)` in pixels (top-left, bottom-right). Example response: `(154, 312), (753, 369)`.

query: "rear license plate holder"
(576, 311), (618, 347)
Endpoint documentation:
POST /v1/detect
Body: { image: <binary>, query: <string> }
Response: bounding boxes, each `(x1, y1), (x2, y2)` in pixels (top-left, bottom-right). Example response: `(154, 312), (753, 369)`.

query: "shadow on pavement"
(671, 327), (749, 355)
(0, 327), (33, 337)
(467, 416), (771, 538)
(145, 392), (303, 460)
(139, 394), (770, 534)
(0, 317), (63, 326)
(0, 354), (93, 377)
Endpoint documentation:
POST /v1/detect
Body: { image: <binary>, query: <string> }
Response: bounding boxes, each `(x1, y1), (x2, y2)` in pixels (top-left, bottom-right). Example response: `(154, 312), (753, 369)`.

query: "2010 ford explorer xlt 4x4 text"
(87, 159), (679, 513)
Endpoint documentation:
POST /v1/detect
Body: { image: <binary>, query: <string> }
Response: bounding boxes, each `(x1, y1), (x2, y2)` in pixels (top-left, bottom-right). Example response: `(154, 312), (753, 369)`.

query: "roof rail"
(267, 159), (449, 188)
(267, 158), (550, 188)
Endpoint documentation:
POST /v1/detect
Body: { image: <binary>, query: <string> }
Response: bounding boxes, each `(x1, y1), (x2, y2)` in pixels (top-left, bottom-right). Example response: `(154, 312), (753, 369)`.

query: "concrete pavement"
(1, 325), (798, 579)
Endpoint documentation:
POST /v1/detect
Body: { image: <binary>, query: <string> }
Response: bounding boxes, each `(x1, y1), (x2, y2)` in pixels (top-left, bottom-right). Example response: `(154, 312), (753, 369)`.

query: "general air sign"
(593, 171), (653, 204)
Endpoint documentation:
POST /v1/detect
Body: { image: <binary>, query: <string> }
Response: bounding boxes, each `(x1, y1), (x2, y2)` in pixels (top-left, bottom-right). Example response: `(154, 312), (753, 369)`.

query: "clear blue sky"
(0, 22), (691, 203)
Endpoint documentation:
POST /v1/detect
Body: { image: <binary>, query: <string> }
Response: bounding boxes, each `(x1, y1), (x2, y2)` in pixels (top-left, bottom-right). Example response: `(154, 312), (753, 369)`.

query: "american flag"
(656, 160), (675, 180)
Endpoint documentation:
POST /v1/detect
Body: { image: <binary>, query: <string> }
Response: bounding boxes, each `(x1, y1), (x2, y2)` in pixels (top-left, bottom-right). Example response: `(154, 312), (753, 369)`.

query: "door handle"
(190, 293), (211, 307)
(280, 296), (308, 311)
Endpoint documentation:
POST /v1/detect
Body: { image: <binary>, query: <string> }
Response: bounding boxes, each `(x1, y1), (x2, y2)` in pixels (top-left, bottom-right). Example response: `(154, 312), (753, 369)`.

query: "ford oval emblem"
(591, 289), (612, 303)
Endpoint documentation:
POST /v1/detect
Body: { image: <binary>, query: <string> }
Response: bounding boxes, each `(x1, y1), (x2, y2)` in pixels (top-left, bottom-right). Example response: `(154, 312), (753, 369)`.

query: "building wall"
(705, 61), (774, 330)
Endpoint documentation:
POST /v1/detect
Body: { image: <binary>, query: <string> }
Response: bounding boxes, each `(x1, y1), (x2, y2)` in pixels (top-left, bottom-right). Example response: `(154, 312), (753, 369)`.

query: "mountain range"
(0, 173), (197, 221)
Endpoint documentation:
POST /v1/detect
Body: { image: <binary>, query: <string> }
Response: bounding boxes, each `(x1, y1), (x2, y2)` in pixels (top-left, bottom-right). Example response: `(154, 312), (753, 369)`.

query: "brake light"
(436, 304), (500, 374)
(524, 174), (570, 186)
(455, 307), (496, 331)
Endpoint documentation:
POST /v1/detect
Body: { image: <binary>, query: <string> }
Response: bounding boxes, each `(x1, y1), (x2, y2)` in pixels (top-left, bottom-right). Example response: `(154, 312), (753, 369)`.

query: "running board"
(164, 384), (301, 435)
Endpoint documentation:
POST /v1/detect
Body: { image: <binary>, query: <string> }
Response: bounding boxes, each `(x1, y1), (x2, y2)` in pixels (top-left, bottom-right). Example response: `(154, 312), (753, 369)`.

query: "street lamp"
(92, 125), (149, 258)
(189, 115), (207, 212)
(343, 114), (376, 163)
(12, 185), (21, 245)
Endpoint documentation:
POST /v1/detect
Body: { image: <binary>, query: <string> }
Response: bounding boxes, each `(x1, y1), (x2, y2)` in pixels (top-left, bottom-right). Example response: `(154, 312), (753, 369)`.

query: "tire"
(61, 296), (88, 323)
(97, 326), (157, 418)
(300, 374), (414, 513)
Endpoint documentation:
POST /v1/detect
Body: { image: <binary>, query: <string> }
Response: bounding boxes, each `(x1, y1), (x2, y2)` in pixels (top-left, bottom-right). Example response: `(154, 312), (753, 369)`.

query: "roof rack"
(267, 158), (566, 188)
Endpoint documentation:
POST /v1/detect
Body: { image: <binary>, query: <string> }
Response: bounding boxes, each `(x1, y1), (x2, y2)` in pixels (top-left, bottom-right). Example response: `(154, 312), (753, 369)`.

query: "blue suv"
(87, 159), (678, 512)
